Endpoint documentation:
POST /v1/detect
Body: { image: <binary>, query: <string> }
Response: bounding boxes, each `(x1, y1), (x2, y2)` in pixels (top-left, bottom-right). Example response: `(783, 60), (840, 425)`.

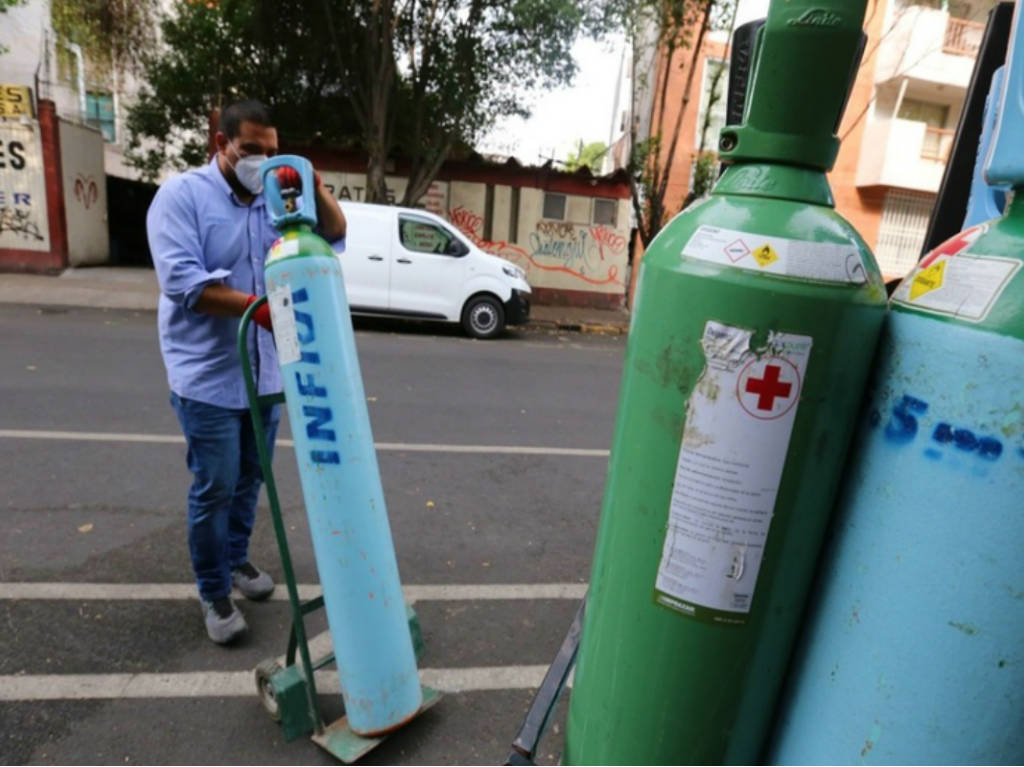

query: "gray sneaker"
(201, 596), (247, 644)
(231, 562), (275, 601)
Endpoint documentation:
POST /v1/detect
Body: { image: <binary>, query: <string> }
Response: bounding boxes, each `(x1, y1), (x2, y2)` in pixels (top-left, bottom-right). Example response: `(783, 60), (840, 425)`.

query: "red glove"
(245, 294), (273, 331)
(275, 167), (322, 191)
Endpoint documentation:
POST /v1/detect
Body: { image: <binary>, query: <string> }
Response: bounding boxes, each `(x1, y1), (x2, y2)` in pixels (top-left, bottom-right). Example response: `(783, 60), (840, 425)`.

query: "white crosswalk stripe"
(0, 429), (609, 457)
(0, 580), (584, 701)
(0, 582), (587, 602)
(0, 666), (555, 701)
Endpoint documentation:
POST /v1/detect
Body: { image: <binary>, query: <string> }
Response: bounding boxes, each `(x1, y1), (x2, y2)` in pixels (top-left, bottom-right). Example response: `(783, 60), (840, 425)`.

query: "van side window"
(399, 216), (455, 255)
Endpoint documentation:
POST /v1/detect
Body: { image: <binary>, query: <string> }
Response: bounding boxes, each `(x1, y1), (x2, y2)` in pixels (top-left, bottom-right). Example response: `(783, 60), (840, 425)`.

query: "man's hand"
(245, 294), (273, 331)
(312, 169), (346, 242)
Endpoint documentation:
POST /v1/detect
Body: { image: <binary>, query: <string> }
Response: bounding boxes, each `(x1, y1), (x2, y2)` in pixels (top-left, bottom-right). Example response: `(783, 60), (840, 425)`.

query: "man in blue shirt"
(147, 100), (346, 644)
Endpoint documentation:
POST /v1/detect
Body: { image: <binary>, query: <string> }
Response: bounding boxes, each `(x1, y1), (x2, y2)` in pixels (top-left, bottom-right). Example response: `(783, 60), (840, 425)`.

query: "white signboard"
(0, 122), (49, 251)
(320, 171), (449, 216)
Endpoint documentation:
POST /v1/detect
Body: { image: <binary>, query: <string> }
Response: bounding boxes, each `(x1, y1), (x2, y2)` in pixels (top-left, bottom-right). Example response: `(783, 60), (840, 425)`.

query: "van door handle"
(368, 255), (383, 261)
(397, 258), (412, 264)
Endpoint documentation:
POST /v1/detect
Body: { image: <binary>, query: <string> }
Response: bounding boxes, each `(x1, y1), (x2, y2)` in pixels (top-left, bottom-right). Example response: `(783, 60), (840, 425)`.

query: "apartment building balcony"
(876, 3), (993, 89)
(856, 117), (953, 193)
(943, 15), (986, 57)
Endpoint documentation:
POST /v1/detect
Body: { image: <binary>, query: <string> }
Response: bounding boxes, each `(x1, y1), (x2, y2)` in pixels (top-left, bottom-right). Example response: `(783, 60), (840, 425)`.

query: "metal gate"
(875, 189), (936, 278)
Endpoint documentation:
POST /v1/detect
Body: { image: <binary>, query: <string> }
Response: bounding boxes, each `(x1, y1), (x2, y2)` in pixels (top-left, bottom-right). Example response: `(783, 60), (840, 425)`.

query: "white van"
(338, 202), (531, 338)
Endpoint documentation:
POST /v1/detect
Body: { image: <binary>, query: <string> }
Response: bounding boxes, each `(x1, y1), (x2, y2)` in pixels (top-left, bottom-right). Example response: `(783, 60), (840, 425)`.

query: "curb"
(524, 319), (630, 336)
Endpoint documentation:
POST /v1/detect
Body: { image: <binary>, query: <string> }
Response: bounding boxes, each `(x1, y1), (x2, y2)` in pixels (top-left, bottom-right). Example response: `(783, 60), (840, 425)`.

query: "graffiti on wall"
(73, 174), (99, 209)
(448, 205), (626, 288)
(0, 205), (44, 241)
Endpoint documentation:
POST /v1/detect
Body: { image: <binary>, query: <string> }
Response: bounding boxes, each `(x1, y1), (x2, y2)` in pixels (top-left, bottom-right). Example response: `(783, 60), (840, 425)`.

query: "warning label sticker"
(655, 321), (812, 624)
(892, 250), (1020, 323)
(681, 225), (867, 284)
(267, 282), (302, 365)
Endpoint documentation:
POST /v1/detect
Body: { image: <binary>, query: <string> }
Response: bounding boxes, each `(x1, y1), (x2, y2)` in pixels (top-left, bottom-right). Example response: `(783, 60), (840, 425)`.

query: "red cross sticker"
(919, 224), (985, 268)
(737, 358), (801, 419)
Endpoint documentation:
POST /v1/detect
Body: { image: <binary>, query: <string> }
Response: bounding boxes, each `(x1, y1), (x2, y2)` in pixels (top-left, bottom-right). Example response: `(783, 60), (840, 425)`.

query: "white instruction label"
(681, 225), (867, 284)
(267, 283), (301, 365)
(891, 251), (1020, 323)
(655, 321), (812, 623)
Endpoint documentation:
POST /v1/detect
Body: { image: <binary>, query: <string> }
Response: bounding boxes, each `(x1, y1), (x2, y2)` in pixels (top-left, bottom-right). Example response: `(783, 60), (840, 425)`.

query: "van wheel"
(462, 295), (505, 339)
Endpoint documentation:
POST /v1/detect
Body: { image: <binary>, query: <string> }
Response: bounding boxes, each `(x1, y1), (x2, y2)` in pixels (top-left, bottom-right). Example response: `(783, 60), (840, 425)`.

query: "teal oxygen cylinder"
(767, 4), (1024, 763)
(260, 156), (422, 736)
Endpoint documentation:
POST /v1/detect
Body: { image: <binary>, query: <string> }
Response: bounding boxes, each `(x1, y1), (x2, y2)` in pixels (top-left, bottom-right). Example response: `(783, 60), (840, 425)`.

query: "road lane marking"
(0, 582), (588, 602)
(0, 429), (609, 457)
(0, 666), (556, 701)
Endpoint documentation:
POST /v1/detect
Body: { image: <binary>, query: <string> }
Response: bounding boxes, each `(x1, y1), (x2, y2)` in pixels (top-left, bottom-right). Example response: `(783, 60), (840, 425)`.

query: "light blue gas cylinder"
(767, 6), (1024, 764)
(260, 156), (422, 736)
(963, 66), (1008, 228)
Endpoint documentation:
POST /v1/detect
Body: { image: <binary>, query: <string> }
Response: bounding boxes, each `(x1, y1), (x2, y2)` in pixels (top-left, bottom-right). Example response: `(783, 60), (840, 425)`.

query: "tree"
(127, 0), (612, 203)
(617, 0), (736, 248)
(125, 1), (360, 180)
(686, 13), (734, 206)
(49, 0), (158, 84)
(565, 140), (609, 174)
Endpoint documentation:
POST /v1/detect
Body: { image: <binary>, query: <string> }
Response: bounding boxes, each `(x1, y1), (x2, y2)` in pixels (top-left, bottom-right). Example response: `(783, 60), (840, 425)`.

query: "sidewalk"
(0, 267), (631, 334)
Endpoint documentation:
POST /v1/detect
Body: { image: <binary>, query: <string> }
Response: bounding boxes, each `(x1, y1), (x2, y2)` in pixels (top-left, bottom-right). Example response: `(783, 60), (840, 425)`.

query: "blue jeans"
(170, 392), (280, 601)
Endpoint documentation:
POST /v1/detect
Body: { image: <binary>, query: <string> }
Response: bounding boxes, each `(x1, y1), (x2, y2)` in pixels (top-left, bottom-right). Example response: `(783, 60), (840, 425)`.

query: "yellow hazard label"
(753, 243), (779, 268)
(909, 260), (946, 300)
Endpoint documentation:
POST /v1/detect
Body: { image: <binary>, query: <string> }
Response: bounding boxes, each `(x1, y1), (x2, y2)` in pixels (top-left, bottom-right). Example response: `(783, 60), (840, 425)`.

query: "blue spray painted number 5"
(884, 394), (928, 443)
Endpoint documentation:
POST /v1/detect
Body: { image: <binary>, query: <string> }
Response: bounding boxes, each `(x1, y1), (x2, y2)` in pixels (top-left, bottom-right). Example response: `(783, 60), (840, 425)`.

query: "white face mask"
(227, 143), (266, 195)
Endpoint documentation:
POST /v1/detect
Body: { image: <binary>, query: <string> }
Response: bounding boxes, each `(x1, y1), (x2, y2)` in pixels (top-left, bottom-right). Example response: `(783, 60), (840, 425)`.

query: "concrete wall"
(319, 171), (450, 215)
(855, 118), (948, 193)
(58, 119), (109, 266)
(318, 165), (632, 307)
(447, 182), (631, 305)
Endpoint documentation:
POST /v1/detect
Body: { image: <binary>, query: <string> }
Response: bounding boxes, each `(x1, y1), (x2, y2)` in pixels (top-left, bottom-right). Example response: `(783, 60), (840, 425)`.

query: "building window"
(593, 198), (617, 227)
(509, 187), (520, 243)
(695, 58), (729, 152)
(897, 98), (952, 161)
(86, 91), (115, 142)
(542, 192), (566, 221)
(484, 184), (494, 241)
(875, 190), (936, 278)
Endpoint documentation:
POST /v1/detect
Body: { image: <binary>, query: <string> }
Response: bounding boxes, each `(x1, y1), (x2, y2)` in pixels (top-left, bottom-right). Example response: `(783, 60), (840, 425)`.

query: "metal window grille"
(875, 190), (936, 277)
(593, 198), (617, 227)
(542, 192), (566, 220)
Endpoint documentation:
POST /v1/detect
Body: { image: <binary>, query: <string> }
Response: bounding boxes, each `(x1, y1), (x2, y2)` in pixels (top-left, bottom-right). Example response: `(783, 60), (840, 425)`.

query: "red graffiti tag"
(74, 174), (99, 210)
(589, 225), (626, 260)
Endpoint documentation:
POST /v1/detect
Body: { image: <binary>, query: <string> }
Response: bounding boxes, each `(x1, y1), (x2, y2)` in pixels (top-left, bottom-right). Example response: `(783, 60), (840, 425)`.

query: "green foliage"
(127, 0), (613, 194)
(50, 0), (158, 83)
(125, 0), (359, 179)
(565, 140), (609, 174)
(619, 0), (738, 244)
(689, 151), (717, 200)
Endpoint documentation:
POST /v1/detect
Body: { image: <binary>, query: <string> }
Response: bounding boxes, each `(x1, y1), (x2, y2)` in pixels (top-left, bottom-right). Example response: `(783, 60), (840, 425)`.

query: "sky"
(477, 0), (770, 167)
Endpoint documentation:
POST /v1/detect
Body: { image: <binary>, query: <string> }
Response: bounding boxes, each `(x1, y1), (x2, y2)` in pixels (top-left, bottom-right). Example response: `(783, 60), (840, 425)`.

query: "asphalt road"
(0, 304), (626, 765)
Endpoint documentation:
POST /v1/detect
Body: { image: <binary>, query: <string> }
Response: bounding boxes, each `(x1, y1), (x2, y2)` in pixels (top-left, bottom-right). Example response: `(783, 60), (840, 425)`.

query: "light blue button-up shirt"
(147, 157), (341, 410)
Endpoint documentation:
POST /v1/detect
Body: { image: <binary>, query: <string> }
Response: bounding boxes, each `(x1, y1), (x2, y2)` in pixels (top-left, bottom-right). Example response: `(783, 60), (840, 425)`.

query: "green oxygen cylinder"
(562, 1), (887, 764)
